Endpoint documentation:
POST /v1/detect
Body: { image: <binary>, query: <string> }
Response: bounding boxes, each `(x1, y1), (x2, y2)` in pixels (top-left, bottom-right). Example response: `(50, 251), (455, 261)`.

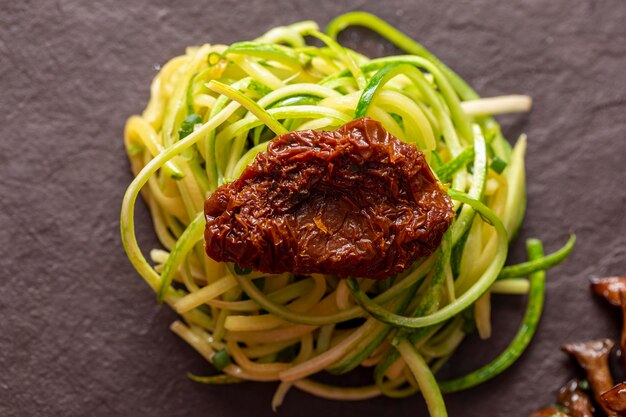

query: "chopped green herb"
(212, 349), (232, 371)
(178, 113), (202, 139)
(490, 157), (508, 174)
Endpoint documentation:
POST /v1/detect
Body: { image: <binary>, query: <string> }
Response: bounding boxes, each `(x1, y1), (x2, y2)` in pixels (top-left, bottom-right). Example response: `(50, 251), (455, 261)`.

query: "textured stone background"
(1, 1), (625, 416)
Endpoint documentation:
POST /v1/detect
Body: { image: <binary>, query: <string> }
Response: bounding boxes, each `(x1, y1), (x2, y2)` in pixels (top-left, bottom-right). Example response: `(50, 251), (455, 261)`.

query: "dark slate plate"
(1, 1), (625, 416)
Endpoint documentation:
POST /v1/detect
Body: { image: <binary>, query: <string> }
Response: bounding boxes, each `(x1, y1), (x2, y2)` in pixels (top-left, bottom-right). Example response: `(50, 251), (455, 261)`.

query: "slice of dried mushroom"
(590, 277), (626, 374)
(561, 339), (616, 417)
(619, 291), (626, 375)
(557, 379), (594, 417)
(599, 382), (626, 414)
(590, 276), (626, 307)
(529, 407), (571, 417)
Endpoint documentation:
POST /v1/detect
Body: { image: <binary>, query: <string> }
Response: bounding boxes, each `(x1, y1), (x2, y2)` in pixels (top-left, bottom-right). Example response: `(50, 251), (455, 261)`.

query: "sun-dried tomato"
(204, 117), (454, 280)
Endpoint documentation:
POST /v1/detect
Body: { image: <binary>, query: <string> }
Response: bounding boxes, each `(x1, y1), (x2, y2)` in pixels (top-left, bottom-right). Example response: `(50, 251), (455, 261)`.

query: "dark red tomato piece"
(204, 117), (455, 280)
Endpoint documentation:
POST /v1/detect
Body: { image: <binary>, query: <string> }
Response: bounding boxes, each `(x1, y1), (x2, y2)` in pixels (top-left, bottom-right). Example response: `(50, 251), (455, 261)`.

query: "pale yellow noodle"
(175, 275), (238, 314)
(227, 339), (291, 379)
(335, 279), (352, 311)
(279, 318), (378, 382)
(224, 275), (326, 332)
(241, 340), (298, 359)
(226, 325), (318, 345)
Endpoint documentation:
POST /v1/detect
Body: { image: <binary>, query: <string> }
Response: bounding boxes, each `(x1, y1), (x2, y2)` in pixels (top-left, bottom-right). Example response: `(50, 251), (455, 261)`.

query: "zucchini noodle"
(121, 12), (574, 414)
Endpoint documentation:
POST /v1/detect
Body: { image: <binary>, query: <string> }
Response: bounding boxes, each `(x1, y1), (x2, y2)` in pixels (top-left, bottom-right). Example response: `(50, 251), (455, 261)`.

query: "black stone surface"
(1, 1), (625, 416)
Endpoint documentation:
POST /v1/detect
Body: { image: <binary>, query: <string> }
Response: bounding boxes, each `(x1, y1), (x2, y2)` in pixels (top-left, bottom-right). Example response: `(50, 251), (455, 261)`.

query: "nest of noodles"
(120, 12), (573, 414)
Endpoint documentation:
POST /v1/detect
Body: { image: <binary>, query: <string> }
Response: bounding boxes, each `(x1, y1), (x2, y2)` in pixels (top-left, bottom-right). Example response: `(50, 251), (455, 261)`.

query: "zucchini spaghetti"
(120, 12), (574, 415)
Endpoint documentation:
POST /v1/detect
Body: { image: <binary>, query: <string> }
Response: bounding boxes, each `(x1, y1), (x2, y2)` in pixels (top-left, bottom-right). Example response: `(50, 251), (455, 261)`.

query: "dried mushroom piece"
(590, 276), (626, 307)
(529, 407), (571, 417)
(590, 276), (626, 374)
(557, 379), (594, 417)
(600, 382), (626, 415)
(620, 290), (626, 375)
(561, 339), (616, 417)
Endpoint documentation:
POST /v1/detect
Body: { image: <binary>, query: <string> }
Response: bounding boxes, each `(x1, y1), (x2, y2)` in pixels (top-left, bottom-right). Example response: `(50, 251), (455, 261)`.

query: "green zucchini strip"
(438, 238), (546, 392)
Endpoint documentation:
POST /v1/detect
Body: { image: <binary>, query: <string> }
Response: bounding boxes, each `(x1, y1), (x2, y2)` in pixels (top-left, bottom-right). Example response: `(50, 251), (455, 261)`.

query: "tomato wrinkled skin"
(204, 117), (455, 280)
